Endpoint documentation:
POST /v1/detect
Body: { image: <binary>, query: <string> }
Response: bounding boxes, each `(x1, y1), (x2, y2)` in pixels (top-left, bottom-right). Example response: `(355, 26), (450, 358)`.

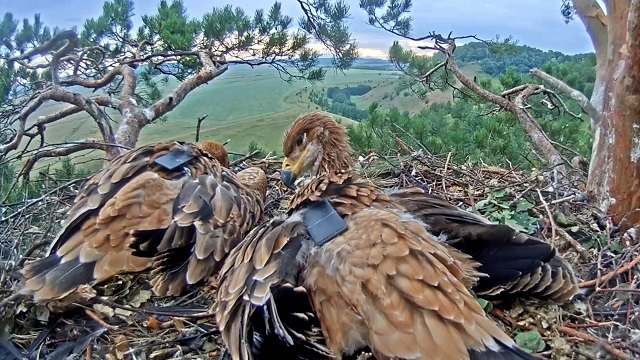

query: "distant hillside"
(124, 41), (594, 80)
(316, 57), (396, 71)
(438, 41), (595, 76)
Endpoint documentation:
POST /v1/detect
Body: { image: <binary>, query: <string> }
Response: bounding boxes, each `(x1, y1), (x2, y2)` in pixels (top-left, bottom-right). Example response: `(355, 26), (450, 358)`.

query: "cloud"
(357, 47), (389, 59)
(395, 39), (437, 56)
(2, 0), (596, 58)
(306, 41), (388, 59)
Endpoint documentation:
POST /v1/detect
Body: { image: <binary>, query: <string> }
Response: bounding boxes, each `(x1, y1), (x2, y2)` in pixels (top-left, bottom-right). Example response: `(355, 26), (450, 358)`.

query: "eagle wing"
(386, 187), (579, 302)
(214, 213), (331, 360)
(216, 172), (533, 360)
(20, 141), (266, 301)
(136, 166), (267, 296)
(306, 205), (534, 360)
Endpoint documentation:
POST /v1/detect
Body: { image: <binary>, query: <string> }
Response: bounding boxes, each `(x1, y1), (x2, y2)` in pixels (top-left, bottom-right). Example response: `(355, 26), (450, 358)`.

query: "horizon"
(0, 0), (597, 60)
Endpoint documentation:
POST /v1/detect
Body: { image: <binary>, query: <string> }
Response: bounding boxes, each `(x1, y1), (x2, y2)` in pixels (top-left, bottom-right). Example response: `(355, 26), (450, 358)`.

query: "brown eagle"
(214, 114), (541, 360)
(280, 112), (578, 302)
(19, 140), (267, 301)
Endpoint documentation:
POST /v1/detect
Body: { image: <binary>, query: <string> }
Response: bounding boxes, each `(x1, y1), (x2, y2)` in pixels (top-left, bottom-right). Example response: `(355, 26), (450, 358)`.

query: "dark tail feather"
(148, 245), (194, 296)
(128, 228), (169, 257)
(388, 189), (578, 302)
(19, 255), (96, 301)
(129, 222), (194, 257)
(469, 338), (538, 360)
(234, 283), (332, 360)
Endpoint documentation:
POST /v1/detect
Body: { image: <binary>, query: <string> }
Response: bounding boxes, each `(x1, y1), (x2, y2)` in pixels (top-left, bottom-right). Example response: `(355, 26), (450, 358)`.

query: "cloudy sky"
(0, 0), (595, 58)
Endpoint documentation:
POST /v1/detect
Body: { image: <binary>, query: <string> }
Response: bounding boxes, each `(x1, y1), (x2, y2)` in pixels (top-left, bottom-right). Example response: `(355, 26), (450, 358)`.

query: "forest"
(305, 43), (594, 171)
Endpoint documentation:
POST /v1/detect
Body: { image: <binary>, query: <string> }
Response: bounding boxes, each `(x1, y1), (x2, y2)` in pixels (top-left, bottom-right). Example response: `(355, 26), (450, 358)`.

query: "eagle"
(19, 140), (267, 301)
(280, 112), (578, 302)
(214, 114), (539, 360)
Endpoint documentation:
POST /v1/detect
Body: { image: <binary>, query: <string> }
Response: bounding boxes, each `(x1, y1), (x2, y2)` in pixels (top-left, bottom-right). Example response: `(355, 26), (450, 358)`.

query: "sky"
(0, 0), (596, 58)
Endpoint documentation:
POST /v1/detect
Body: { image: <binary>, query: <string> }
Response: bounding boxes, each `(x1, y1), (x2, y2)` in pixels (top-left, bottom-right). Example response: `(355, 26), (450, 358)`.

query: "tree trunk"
(571, 0), (609, 114)
(585, 0), (640, 231)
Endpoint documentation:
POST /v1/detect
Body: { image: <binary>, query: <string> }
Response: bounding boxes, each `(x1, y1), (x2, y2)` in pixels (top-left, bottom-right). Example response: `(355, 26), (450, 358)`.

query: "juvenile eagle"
(20, 140), (267, 301)
(280, 112), (578, 303)
(214, 114), (539, 360)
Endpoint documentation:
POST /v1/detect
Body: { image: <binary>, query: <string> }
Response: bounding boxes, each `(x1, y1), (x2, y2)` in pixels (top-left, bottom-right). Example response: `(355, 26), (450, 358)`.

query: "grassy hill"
(11, 39), (595, 174)
(22, 66), (401, 172)
(21, 59), (485, 173)
(350, 63), (484, 113)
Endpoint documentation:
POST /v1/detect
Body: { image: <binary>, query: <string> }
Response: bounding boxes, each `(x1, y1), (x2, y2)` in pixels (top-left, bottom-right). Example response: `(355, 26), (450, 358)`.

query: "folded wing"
(386, 187), (579, 302)
(306, 206), (534, 360)
(20, 141), (267, 301)
(215, 213), (331, 360)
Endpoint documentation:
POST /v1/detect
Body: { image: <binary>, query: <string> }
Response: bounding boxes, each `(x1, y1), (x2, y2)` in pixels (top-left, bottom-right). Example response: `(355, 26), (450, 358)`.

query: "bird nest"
(0, 150), (638, 360)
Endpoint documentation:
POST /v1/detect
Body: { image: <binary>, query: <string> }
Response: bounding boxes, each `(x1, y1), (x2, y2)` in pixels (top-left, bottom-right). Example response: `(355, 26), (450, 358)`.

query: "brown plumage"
(281, 112), (579, 303)
(385, 187), (579, 301)
(197, 140), (230, 168)
(19, 140), (266, 302)
(215, 117), (537, 359)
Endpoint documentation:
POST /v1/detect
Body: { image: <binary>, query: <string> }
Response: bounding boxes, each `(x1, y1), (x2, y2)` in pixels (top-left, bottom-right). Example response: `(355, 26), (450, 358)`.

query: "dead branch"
(230, 150), (261, 167)
(558, 326), (630, 360)
(29, 96), (119, 130)
(0, 91), (53, 156)
(491, 307), (631, 360)
(389, 35), (569, 183)
(146, 54), (228, 121)
(10, 30), (77, 62)
(579, 253), (640, 288)
(60, 65), (123, 89)
(530, 68), (600, 123)
(10, 29), (79, 84)
(48, 87), (117, 153)
(420, 60), (447, 85)
(108, 53), (228, 150)
(18, 140), (125, 180)
(0, 179), (86, 223)
(195, 114), (209, 142)
(440, 44), (568, 180)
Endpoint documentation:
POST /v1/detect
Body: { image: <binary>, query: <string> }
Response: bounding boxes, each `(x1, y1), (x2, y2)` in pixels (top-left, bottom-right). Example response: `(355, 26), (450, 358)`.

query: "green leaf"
(570, 225), (580, 232)
(515, 200), (534, 212)
(500, 209), (514, 218)
(514, 330), (546, 353)
(491, 189), (506, 198)
(610, 242), (623, 254)
(475, 199), (490, 209)
(553, 212), (572, 226)
(495, 201), (511, 209)
(505, 218), (526, 233)
(476, 298), (493, 313)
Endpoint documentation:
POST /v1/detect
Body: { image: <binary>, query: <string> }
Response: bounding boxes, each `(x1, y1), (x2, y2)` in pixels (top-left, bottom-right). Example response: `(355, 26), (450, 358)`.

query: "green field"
(23, 66), (399, 171)
(21, 63), (483, 173)
(350, 63), (485, 112)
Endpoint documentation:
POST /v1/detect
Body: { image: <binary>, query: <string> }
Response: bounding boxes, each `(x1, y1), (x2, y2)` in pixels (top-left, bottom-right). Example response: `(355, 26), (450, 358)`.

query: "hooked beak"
(280, 168), (296, 189)
(280, 156), (297, 189)
(281, 154), (305, 189)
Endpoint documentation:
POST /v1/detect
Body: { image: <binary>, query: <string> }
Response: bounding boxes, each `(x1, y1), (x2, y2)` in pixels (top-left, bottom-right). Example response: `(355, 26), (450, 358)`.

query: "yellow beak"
(280, 149), (308, 189)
